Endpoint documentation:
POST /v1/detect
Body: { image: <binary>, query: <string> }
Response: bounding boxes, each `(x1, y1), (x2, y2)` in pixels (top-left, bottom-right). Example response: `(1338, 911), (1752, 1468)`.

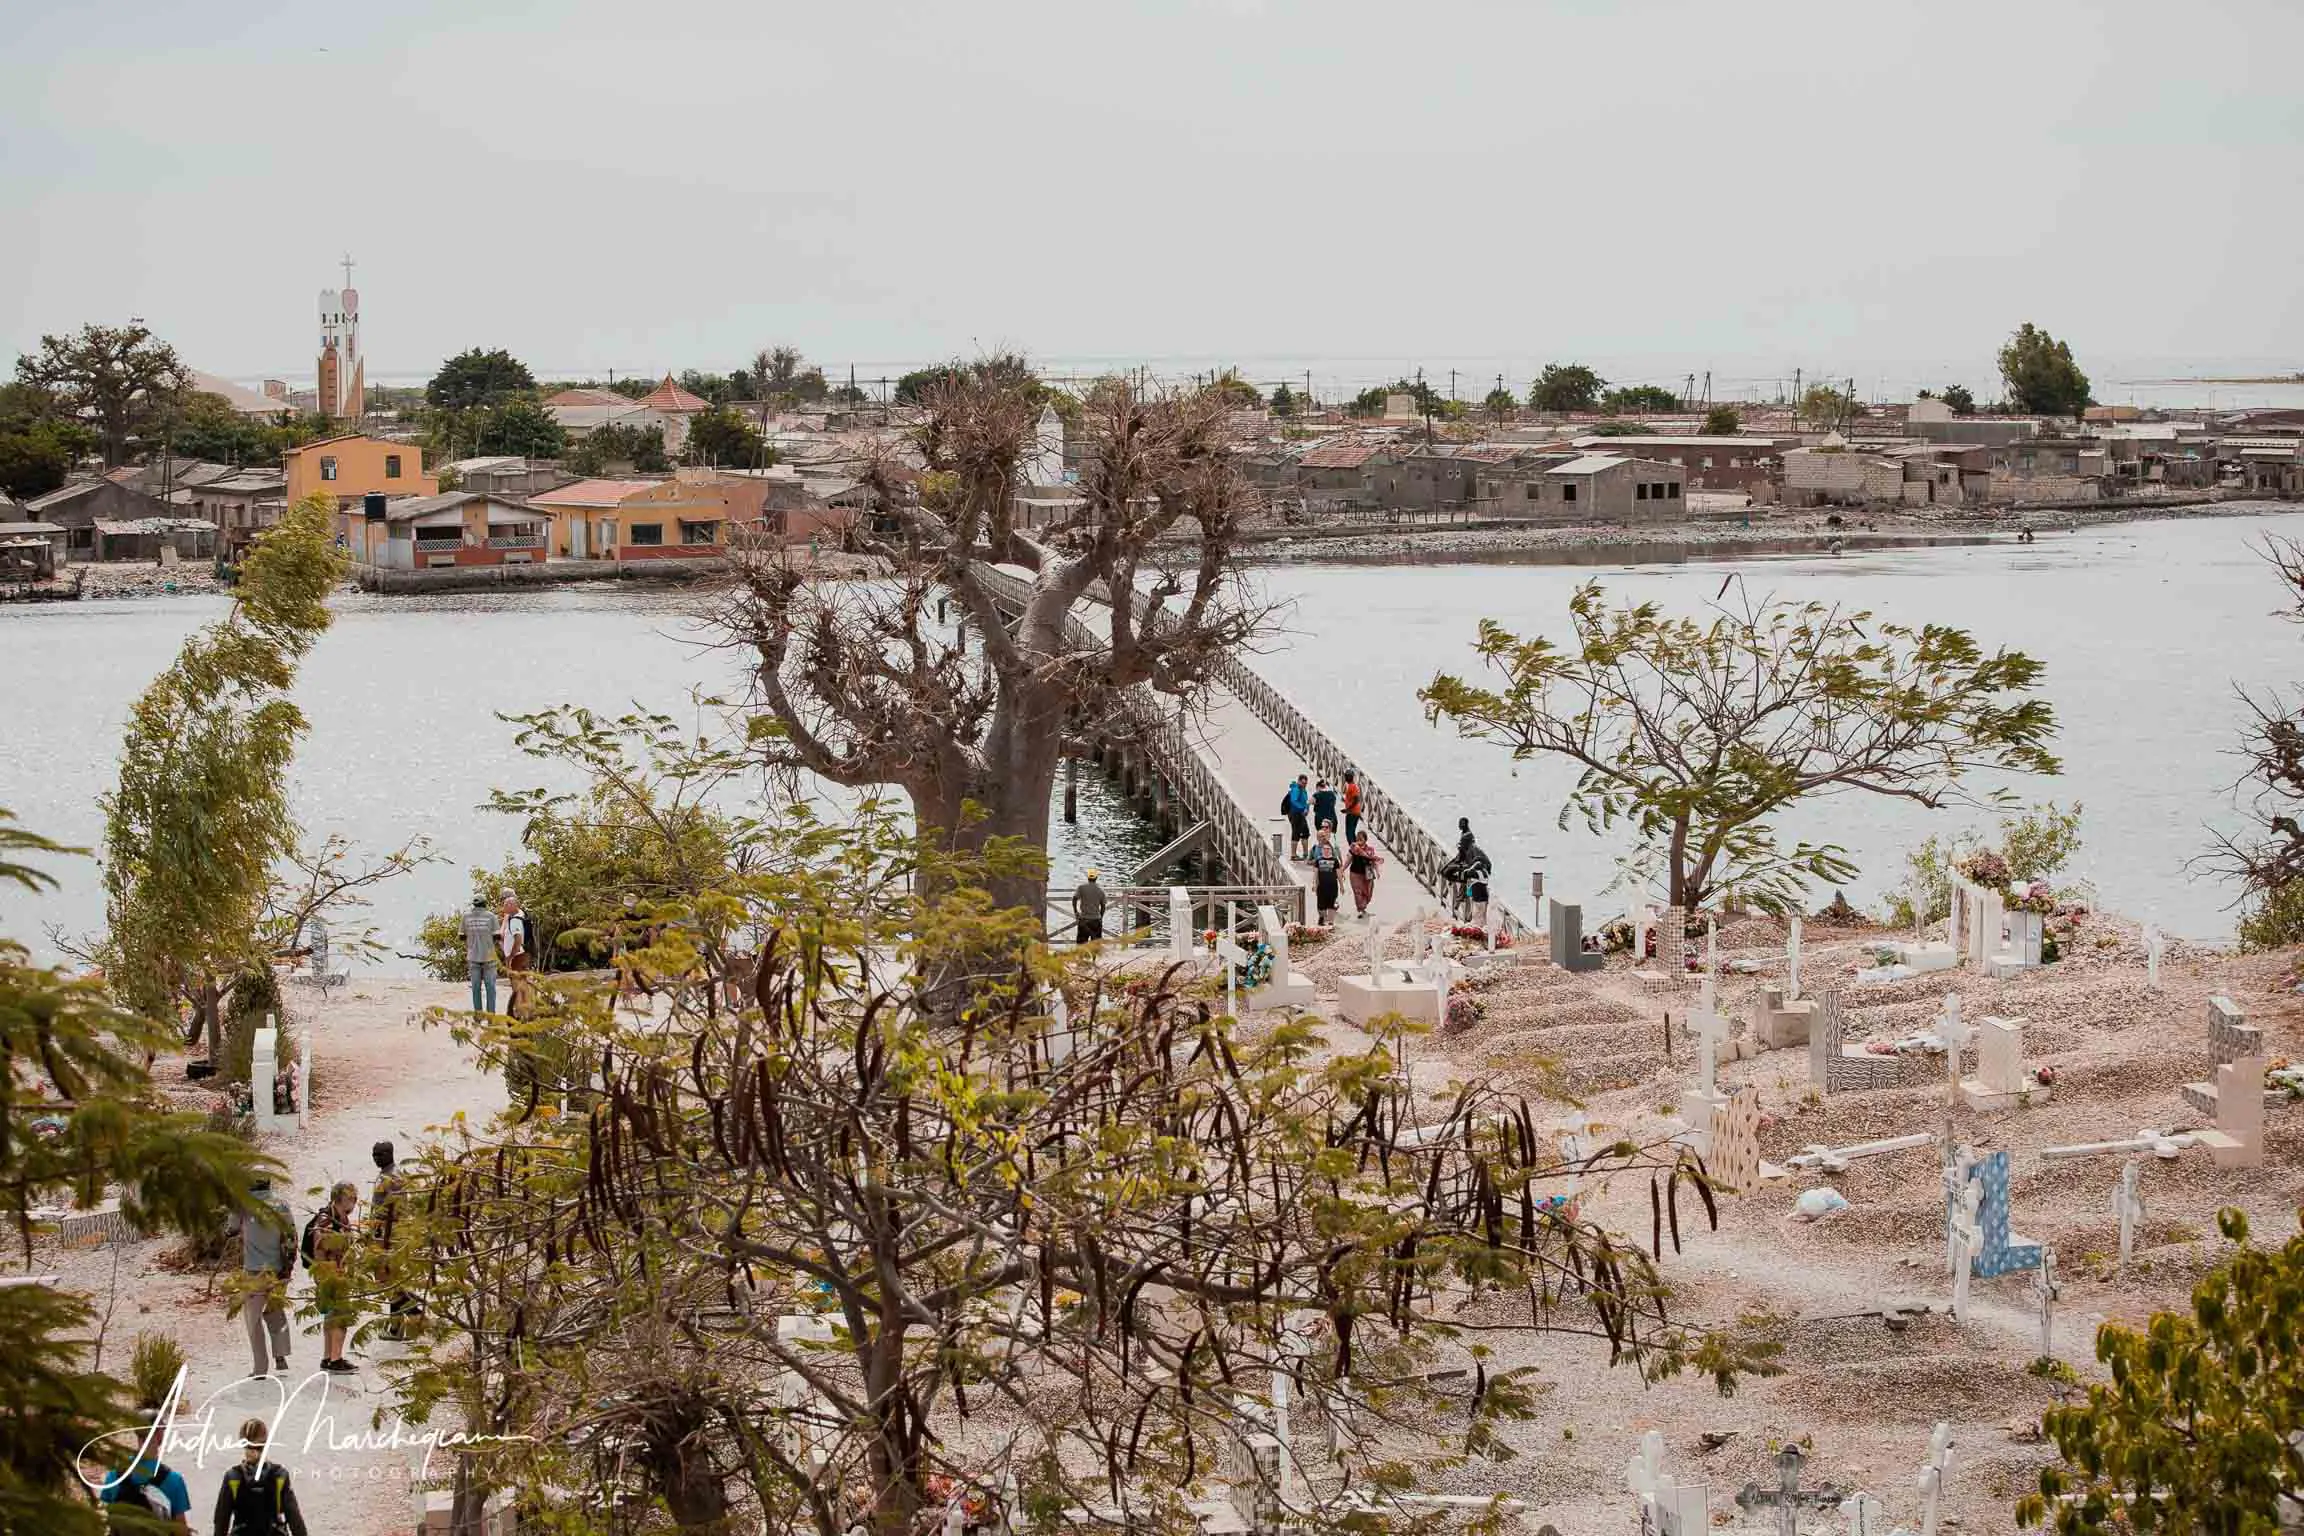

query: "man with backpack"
(236, 1178), (294, 1381)
(98, 1448), (190, 1530)
(301, 1181), (359, 1374)
(499, 887), (536, 1020)
(213, 1417), (310, 1536)
(1280, 774), (1311, 861)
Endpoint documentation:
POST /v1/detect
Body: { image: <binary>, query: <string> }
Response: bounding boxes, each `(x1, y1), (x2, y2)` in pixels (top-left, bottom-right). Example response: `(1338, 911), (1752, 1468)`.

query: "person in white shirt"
(498, 889), (531, 1019)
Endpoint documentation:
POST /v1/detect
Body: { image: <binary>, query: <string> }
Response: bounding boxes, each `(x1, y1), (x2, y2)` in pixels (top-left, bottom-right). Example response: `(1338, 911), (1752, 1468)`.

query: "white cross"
(2033, 1247), (2060, 1360)
(2145, 921), (2163, 990)
(1937, 993), (1970, 1105)
(1702, 917), (1719, 1014)
(1917, 1422), (1953, 1536)
(1840, 1492), (1887, 1536)
(1949, 1181), (1982, 1322)
(1690, 1004), (1730, 1098)
(1941, 1146), (1976, 1275)
(1787, 913), (1804, 999)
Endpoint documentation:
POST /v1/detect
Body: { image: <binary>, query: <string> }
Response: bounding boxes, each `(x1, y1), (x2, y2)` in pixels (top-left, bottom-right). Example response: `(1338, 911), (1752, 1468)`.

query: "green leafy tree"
(14, 323), (190, 467)
(893, 366), (961, 406)
(1701, 404), (1742, 435)
(682, 405), (769, 467)
(1269, 381), (1300, 419)
(1421, 582), (2060, 912)
(1939, 384), (1977, 416)
(425, 349), (538, 413)
(1211, 369), (1263, 408)
(1601, 384), (1680, 414)
(829, 383), (868, 406)
(565, 422), (670, 477)
(378, 712), (1768, 1536)
(473, 396), (567, 459)
(1527, 363), (1606, 413)
(1483, 386), (1518, 426)
(0, 813), (278, 1535)
(0, 428), (73, 500)
(2019, 1208), (2304, 1536)
(1889, 801), (2084, 928)
(1347, 384), (1389, 418)
(1801, 384), (1861, 428)
(166, 391), (285, 466)
(1999, 325), (2092, 417)
(101, 495), (346, 1060)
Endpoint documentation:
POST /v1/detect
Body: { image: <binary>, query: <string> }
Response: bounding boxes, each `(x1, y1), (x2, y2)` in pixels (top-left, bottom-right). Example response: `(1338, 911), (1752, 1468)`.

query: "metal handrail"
(1049, 884), (1304, 946)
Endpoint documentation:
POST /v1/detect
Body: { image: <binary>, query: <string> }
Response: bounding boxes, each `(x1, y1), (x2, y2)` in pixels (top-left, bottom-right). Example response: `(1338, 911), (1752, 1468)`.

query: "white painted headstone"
(1948, 1181), (1982, 1322)
(1840, 1492), (1887, 1536)
(252, 1020), (284, 1135)
(2145, 922), (2163, 991)
(2113, 1159), (2144, 1270)
(2033, 1247), (2059, 1359)
(1787, 914), (1803, 999)
(1691, 1005), (1730, 1098)
(776, 1313), (835, 1470)
(1917, 1423), (1953, 1536)
(1168, 886), (1193, 961)
(293, 1034), (311, 1130)
(1937, 994), (1969, 1105)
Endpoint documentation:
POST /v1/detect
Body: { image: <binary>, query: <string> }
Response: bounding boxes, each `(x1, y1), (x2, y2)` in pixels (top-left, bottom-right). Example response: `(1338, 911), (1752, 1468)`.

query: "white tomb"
(1959, 1015), (2051, 1110)
(1246, 903), (1316, 1010)
(251, 1018), (288, 1136)
(1168, 886), (1196, 962)
(1336, 917), (1442, 1027)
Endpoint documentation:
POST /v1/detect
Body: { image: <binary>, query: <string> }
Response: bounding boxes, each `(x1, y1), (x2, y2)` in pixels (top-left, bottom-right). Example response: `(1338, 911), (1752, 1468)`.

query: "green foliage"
(2238, 878), (2304, 952)
(1889, 802), (2084, 927)
(471, 395), (566, 459)
(1585, 420), (1652, 437)
(425, 348), (538, 412)
(126, 1332), (185, 1411)
(1210, 370), (1263, 408)
(736, 346), (828, 405)
(0, 426), (72, 500)
(1940, 384), (1977, 416)
(1528, 363), (1605, 413)
(1602, 384), (1680, 414)
(1269, 381), (1300, 419)
(378, 712), (1771, 1534)
(14, 322), (190, 467)
(1422, 583), (2060, 913)
(101, 495), (345, 1058)
(1801, 384), (1861, 428)
(2000, 324), (2092, 418)
(2019, 1208), (2304, 1535)
(678, 369), (737, 407)
(565, 421), (669, 476)
(895, 365), (961, 405)
(681, 404), (769, 467)
(1702, 404), (1742, 435)
(415, 709), (738, 980)
(1483, 386), (1518, 424)
(0, 818), (276, 1534)
(1348, 384), (1389, 418)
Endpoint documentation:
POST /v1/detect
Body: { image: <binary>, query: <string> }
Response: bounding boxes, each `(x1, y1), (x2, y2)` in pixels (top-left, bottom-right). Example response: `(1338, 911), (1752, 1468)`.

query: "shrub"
(219, 970), (290, 1085)
(2238, 877), (2304, 952)
(128, 1331), (186, 1410)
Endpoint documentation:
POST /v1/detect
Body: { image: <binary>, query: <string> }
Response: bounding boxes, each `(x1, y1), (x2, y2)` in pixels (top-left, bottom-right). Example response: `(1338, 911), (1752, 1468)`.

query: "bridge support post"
(1063, 756), (1078, 824)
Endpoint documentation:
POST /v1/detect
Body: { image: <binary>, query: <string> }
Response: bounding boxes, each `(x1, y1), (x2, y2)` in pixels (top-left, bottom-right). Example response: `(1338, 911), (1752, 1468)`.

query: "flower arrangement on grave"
(1448, 923), (1511, 947)
(1287, 922), (1334, 947)
(1597, 917), (1636, 955)
(1234, 941), (1275, 992)
(1444, 989), (1486, 1032)
(2010, 880), (2058, 916)
(1955, 848), (2013, 889)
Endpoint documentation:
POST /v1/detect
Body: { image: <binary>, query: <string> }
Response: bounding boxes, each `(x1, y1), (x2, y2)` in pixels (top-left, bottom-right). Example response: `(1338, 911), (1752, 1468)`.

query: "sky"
(5, 0), (2303, 402)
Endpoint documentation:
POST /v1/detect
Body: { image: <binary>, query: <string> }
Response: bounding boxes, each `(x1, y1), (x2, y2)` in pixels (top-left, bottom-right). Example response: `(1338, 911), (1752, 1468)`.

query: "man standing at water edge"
(462, 894), (498, 1013)
(1073, 868), (1106, 943)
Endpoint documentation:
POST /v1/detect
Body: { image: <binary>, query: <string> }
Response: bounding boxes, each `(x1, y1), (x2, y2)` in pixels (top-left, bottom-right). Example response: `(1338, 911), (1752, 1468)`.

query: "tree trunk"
(864, 1323), (920, 1536)
(1667, 817), (1692, 912)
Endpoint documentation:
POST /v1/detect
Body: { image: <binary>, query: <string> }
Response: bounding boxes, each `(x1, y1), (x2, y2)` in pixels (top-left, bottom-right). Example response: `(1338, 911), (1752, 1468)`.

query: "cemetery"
(1151, 880), (2303, 1533)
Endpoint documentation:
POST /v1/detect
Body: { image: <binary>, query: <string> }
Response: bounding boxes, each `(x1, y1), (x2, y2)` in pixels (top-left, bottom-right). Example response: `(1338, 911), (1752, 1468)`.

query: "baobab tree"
(721, 369), (1265, 913)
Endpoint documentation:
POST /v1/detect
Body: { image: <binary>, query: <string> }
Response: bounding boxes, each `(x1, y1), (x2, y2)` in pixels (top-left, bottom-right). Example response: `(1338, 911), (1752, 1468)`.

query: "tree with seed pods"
(372, 711), (1776, 1535)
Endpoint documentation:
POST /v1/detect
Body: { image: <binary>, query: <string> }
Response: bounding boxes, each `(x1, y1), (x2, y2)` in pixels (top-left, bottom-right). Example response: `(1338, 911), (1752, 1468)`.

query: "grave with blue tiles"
(1944, 1148), (2041, 1278)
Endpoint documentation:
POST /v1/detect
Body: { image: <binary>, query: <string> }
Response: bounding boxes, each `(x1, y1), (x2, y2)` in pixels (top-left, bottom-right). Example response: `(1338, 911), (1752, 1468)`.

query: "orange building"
(529, 470), (771, 560)
(284, 434), (438, 536)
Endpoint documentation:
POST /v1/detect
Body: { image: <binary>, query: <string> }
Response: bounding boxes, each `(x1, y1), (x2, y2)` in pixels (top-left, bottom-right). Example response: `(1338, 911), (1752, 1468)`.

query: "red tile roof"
(634, 375), (710, 414)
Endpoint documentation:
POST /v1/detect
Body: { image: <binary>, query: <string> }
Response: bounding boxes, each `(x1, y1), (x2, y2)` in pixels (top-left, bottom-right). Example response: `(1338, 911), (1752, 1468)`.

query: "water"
(0, 584), (1158, 967)
(1247, 510), (2304, 942)
(4, 513), (2297, 959)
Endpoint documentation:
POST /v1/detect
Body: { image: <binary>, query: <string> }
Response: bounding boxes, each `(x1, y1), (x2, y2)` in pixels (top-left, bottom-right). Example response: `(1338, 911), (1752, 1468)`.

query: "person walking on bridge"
(1311, 777), (1338, 835)
(1310, 827), (1342, 926)
(1346, 829), (1383, 920)
(1341, 770), (1364, 844)
(1281, 774), (1311, 860)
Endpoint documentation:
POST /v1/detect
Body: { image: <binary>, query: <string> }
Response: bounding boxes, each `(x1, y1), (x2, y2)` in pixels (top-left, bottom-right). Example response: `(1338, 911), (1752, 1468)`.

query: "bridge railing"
(974, 566), (1301, 902)
(1049, 884), (1306, 945)
(1204, 652), (1531, 936)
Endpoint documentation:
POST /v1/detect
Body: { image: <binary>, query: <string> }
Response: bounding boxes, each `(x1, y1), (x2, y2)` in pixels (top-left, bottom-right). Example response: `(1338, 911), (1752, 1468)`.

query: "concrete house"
(188, 470), (289, 557)
(1293, 440), (1395, 510)
(286, 433), (437, 512)
(1987, 436), (2114, 500)
(346, 491), (550, 571)
(1778, 447), (1906, 507)
(1565, 435), (1790, 493)
(1518, 454), (1685, 522)
(23, 480), (174, 560)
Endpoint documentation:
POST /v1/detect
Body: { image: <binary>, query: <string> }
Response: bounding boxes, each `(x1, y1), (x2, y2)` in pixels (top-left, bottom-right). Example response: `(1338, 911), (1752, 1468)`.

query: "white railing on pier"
(1049, 884), (1305, 945)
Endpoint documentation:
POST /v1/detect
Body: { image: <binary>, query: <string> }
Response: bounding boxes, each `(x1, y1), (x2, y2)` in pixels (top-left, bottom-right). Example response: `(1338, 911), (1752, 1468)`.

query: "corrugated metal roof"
(529, 478), (660, 508)
(1298, 441), (1387, 469)
(1545, 454), (1630, 475)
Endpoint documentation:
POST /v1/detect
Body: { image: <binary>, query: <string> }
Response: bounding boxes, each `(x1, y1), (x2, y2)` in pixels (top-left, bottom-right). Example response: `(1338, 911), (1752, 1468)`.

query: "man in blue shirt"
(1281, 773), (1311, 860)
(98, 1449), (191, 1530)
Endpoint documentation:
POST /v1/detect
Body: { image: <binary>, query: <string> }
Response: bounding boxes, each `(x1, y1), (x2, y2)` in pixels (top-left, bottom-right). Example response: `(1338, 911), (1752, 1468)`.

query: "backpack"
(224, 1462), (290, 1534)
(1279, 789), (1295, 815)
(299, 1210), (322, 1267)
(123, 1464), (175, 1519)
(519, 910), (538, 955)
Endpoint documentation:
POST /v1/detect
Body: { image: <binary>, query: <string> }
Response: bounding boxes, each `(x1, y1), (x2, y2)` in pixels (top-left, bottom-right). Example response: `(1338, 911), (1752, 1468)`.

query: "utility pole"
(1683, 373), (1696, 410)
(1794, 367), (1804, 414)
(1702, 369), (1712, 406)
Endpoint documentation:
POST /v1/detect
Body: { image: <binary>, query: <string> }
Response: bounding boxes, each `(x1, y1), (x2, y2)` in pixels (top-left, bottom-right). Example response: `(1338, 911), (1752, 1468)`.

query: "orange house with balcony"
(529, 470), (771, 560)
(283, 434), (438, 538)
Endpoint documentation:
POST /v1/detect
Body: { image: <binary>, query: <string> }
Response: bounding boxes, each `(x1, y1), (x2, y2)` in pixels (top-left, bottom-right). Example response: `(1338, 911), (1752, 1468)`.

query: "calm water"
(0, 584), (1160, 966)
(2, 512), (2296, 960)
(1250, 510), (2304, 941)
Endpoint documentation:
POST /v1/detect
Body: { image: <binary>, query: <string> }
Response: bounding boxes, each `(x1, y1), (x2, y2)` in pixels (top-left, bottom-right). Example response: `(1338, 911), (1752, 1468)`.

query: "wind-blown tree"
(1420, 582), (2060, 913)
(1999, 324), (2091, 418)
(425, 348), (538, 412)
(1601, 384), (1680, 415)
(1483, 385), (1518, 427)
(377, 713), (1765, 1536)
(683, 405), (770, 467)
(2018, 1208), (2304, 1536)
(14, 323), (190, 467)
(0, 813), (277, 1535)
(2208, 537), (2304, 949)
(102, 495), (345, 1058)
(1701, 404), (1742, 436)
(721, 371), (1265, 915)
(1938, 384), (1977, 416)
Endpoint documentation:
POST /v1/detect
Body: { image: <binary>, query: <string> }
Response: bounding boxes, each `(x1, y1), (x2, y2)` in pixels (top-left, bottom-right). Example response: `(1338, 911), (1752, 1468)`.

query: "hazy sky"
(5, 0), (2301, 397)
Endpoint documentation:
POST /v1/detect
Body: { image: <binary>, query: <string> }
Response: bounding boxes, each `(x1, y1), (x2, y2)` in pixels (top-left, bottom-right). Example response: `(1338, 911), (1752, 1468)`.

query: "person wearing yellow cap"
(1073, 868), (1107, 943)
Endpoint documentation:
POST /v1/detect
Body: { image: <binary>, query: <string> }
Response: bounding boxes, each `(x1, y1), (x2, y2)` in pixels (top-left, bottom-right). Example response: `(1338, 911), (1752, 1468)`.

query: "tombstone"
(1947, 1179), (1982, 1321)
(1659, 905), (1688, 976)
(1706, 1087), (1780, 1196)
(1167, 887), (1194, 961)
(1044, 988), (1076, 1066)
(1628, 1430), (1710, 1536)
(1701, 918), (1720, 1016)
(1916, 1423), (1953, 1536)
(1809, 989), (1918, 1094)
(2004, 909), (2044, 969)
(1734, 1445), (1839, 1536)
(2111, 1159), (2145, 1270)
(1949, 1148), (2043, 1278)
(1547, 899), (1604, 973)
(1756, 983), (1817, 1050)
(2145, 922), (2163, 990)
(1960, 1016), (2050, 1110)
(1840, 1492), (1887, 1536)
(293, 1035), (312, 1130)
(1337, 917), (1440, 1026)
(2191, 1055), (2267, 1170)
(1225, 1430), (1286, 1535)
(1248, 903), (1315, 1009)
(776, 1314), (836, 1470)
(2184, 996), (2273, 1113)
(1934, 994), (1970, 1107)
(251, 1021), (286, 1136)
(1786, 914), (1804, 999)
(1961, 881), (2004, 971)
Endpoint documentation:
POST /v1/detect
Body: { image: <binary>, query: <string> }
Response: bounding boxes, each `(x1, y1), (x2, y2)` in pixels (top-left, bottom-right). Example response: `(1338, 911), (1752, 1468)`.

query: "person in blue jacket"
(1280, 773), (1311, 860)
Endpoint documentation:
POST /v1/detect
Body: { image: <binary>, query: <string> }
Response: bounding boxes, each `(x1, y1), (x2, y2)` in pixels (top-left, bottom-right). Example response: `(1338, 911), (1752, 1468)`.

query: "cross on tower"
(340, 252), (356, 289)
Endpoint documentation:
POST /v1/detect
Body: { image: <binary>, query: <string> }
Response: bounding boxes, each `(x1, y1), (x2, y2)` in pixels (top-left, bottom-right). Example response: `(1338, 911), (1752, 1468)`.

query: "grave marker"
(252, 1019), (285, 1136)
(2033, 1247), (2060, 1360)
(1917, 1423), (1953, 1536)
(1659, 905), (1687, 977)
(1960, 1016), (2051, 1111)
(2145, 922), (2163, 990)
(1548, 899), (1604, 973)
(1706, 1087), (1780, 1195)
(2112, 1159), (2144, 1270)
(1756, 983), (1818, 1049)
(1167, 887), (1194, 961)
(1947, 1148), (2043, 1278)
(1787, 914), (1804, 999)
(1809, 989), (1919, 1094)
